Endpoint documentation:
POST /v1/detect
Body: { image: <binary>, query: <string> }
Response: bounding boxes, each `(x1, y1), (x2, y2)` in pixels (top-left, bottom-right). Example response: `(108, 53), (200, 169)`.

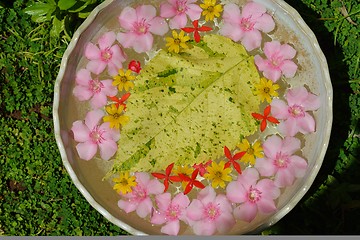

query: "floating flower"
(112, 171), (137, 195)
(103, 104), (130, 129)
(71, 109), (120, 161)
(200, 0), (223, 22)
(179, 169), (205, 195)
(152, 163), (182, 192)
(226, 168), (280, 222)
(128, 60), (142, 73)
(118, 172), (164, 218)
(254, 77), (279, 103)
(181, 20), (212, 43)
(73, 68), (118, 109)
(237, 139), (263, 165)
(204, 161), (232, 189)
(255, 135), (308, 187)
(186, 186), (235, 235)
(254, 41), (298, 82)
(113, 69), (136, 92)
(223, 146), (244, 174)
(219, 2), (275, 51)
(108, 92), (131, 110)
(193, 160), (212, 177)
(160, 0), (202, 29)
(252, 105), (280, 132)
(151, 192), (190, 235)
(117, 5), (169, 53)
(270, 86), (321, 136)
(84, 31), (127, 76)
(166, 30), (190, 53)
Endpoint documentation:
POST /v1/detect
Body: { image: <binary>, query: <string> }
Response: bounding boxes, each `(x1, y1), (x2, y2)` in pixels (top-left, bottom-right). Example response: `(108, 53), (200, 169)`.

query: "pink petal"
(216, 194), (233, 213)
(109, 45), (126, 67)
(264, 41), (281, 59)
(118, 7), (137, 30)
(280, 60), (298, 78)
(135, 172), (151, 186)
(75, 68), (92, 86)
(219, 23), (243, 42)
(101, 79), (118, 96)
(107, 62), (121, 77)
(172, 193), (190, 209)
(151, 210), (167, 225)
(289, 155), (308, 178)
(262, 135), (282, 159)
(73, 85), (93, 101)
(108, 127), (120, 142)
(90, 93), (107, 109)
(86, 60), (107, 75)
(136, 5), (156, 21)
(215, 212), (236, 233)
(133, 33), (154, 53)
(71, 121), (90, 142)
(161, 220), (180, 236)
(256, 179), (280, 199)
(197, 186), (216, 205)
(237, 168), (259, 188)
(169, 13), (188, 29)
(192, 220), (216, 236)
(147, 179), (165, 195)
(270, 99), (290, 119)
(254, 13), (275, 33)
(257, 197), (277, 214)
(84, 109), (104, 129)
(242, 2), (266, 19)
(278, 118), (299, 137)
(117, 32), (137, 49)
(76, 141), (97, 160)
(98, 31), (116, 50)
(84, 43), (100, 60)
(302, 92), (321, 111)
(98, 139), (118, 160)
(186, 4), (202, 21)
(275, 169), (295, 187)
(233, 202), (257, 222)
(226, 181), (247, 203)
(149, 17), (169, 35)
(255, 157), (276, 177)
(160, 3), (176, 18)
(118, 199), (138, 213)
(136, 197), (153, 218)
(286, 87), (309, 105)
(278, 43), (297, 59)
(155, 193), (172, 211)
(297, 113), (316, 134)
(186, 199), (203, 221)
(263, 66), (282, 83)
(241, 29), (262, 51)
(222, 3), (241, 24)
(281, 136), (301, 155)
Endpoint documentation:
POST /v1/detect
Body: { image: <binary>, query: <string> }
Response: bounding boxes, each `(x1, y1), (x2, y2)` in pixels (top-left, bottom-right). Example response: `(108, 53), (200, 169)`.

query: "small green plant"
(23, 0), (102, 40)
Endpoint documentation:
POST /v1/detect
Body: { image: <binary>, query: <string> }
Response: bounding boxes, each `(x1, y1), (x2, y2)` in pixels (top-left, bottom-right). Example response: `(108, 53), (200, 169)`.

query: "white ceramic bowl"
(53, 0), (332, 235)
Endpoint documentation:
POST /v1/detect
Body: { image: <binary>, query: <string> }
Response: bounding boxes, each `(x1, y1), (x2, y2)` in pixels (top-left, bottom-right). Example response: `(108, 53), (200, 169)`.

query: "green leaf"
(50, 17), (64, 39)
(23, 3), (55, 17)
(57, 0), (77, 10)
(111, 35), (261, 173)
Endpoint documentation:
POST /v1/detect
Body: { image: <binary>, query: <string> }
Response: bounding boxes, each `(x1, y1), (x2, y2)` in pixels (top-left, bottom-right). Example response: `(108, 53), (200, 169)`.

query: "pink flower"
(71, 109), (120, 161)
(254, 41), (298, 82)
(118, 5), (169, 53)
(219, 2), (275, 51)
(84, 31), (127, 76)
(160, 0), (202, 29)
(151, 192), (190, 235)
(255, 135), (308, 188)
(186, 186), (235, 235)
(72, 69), (118, 109)
(226, 168), (280, 222)
(118, 172), (164, 218)
(271, 86), (321, 136)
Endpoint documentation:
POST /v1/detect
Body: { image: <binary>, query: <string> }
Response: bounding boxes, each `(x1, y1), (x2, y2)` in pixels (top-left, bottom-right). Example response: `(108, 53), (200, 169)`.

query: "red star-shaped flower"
(179, 168), (205, 195)
(181, 20), (212, 43)
(151, 163), (182, 192)
(108, 92), (131, 110)
(223, 146), (244, 174)
(252, 105), (280, 132)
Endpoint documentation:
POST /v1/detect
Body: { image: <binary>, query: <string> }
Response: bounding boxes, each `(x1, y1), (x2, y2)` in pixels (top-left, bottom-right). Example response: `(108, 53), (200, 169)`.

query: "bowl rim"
(53, 0), (333, 235)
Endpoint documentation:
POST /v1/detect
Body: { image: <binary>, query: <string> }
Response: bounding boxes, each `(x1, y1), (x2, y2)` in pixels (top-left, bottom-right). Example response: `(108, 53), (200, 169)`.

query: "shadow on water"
(264, 0), (357, 234)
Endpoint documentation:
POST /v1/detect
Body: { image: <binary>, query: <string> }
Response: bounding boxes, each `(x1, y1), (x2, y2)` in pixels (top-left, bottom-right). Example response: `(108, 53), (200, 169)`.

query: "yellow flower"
(237, 139), (263, 165)
(254, 77), (279, 103)
(113, 69), (135, 92)
(204, 161), (232, 189)
(173, 165), (193, 190)
(103, 104), (130, 129)
(112, 171), (137, 195)
(165, 30), (190, 53)
(200, 0), (223, 22)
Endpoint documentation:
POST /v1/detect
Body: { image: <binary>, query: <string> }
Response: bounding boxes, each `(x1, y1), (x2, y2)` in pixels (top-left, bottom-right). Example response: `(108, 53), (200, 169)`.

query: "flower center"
(247, 147), (254, 155)
(274, 152), (289, 168)
(174, 38), (181, 45)
(176, 0), (188, 13)
(166, 204), (181, 221)
(288, 104), (305, 118)
(89, 126), (105, 144)
(240, 17), (255, 31)
(207, 5), (214, 13)
(204, 203), (220, 221)
(133, 18), (150, 34)
(270, 54), (284, 67)
(120, 76), (128, 83)
(263, 86), (270, 94)
(101, 47), (113, 62)
(133, 186), (147, 201)
(89, 79), (104, 93)
(120, 178), (129, 186)
(248, 186), (262, 203)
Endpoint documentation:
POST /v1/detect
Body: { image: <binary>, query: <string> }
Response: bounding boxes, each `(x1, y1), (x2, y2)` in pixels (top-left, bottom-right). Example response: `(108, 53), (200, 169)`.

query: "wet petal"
(155, 192), (172, 211)
(98, 31), (116, 50)
(160, 3), (177, 18)
(101, 79), (118, 96)
(237, 168), (259, 188)
(151, 210), (167, 225)
(90, 92), (107, 109)
(73, 85), (93, 101)
(161, 220), (180, 236)
(84, 43), (100, 60)
(86, 60), (107, 75)
(186, 4), (202, 21)
(133, 33), (154, 53)
(298, 113), (316, 134)
(169, 13), (188, 29)
(71, 121), (90, 142)
(278, 118), (299, 137)
(281, 136), (301, 155)
(242, 2), (266, 18)
(256, 179), (280, 199)
(270, 99), (290, 119)
(84, 109), (104, 129)
(118, 199), (138, 213)
(255, 157), (276, 177)
(148, 179), (165, 195)
(186, 199), (203, 221)
(215, 211), (235, 233)
(149, 17), (169, 35)
(197, 186), (216, 205)
(226, 181), (247, 203)
(255, 13), (275, 33)
(136, 5), (156, 22)
(257, 197), (277, 214)
(76, 141), (97, 160)
(118, 7), (137, 30)
(289, 155), (308, 178)
(241, 29), (262, 51)
(192, 220), (216, 236)
(117, 32), (137, 49)
(136, 197), (153, 218)
(219, 23), (243, 42)
(75, 68), (92, 86)
(280, 60), (298, 78)
(98, 139), (118, 160)
(222, 3), (241, 24)
(172, 193), (190, 209)
(233, 202), (257, 222)
(262, 135), (282, 159)
(278, 43), (297, 59)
